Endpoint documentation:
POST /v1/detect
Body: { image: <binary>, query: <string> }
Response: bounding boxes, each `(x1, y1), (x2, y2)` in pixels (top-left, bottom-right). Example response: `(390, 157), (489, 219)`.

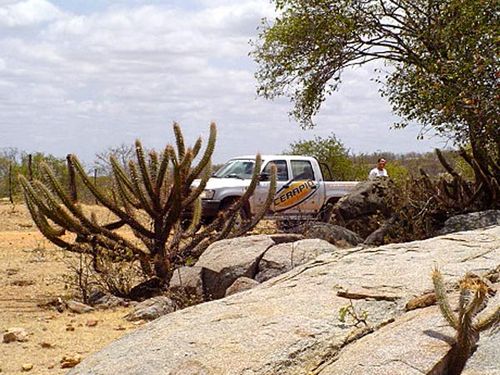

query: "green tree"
(253, 0), (499, 206)
(284, 134), (363, 180)
(0, 148), (19, 199)
(0, 150), (69, 202)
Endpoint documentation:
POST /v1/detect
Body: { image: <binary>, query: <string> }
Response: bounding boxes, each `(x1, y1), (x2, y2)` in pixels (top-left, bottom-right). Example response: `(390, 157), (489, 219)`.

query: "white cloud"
(0, 0), (444, 165)
(0, 0), (63, 26)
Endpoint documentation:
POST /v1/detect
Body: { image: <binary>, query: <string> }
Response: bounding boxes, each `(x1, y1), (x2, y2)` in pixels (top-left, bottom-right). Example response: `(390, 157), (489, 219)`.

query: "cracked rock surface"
(69, 226), (499, 375)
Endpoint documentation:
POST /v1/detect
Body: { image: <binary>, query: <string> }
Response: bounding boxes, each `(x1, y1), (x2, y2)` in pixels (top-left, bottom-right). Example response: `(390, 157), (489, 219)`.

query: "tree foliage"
(284, 134), (364, 180)
(0, 149), (69, 200)
(253, 0), (499, 206)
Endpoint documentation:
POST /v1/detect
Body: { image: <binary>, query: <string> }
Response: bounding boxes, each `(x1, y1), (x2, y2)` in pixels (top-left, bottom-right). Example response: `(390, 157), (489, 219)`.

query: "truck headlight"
(200, 189), (215, 200)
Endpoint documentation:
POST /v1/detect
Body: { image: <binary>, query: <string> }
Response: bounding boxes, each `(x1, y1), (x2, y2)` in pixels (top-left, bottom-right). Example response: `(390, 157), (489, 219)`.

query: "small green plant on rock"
(338, 299), (369, 327)
(432, 268), (499, 375)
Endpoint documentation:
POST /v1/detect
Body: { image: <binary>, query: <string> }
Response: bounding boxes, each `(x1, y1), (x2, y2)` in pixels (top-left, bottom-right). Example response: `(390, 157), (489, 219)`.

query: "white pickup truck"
(195, 155), (359, 222)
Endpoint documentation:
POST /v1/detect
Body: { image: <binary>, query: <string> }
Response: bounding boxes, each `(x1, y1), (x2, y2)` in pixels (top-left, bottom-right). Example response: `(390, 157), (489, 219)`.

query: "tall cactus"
(19, 122), (276, 287)
(432, 268), (499, 375)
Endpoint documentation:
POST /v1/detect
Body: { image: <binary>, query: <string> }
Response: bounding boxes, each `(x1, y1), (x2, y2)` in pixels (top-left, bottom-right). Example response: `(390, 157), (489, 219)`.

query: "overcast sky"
(0, 0), (448, 165)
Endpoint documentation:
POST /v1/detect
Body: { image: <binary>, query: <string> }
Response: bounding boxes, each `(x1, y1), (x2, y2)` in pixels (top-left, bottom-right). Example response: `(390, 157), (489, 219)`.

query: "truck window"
(213, 159), (254, 179)
(262, 160), (289, 181)
(291, 160), (314, 180)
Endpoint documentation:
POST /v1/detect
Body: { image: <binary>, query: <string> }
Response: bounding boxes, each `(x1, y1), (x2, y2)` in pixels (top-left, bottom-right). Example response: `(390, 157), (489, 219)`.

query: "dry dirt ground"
(0, 203), (142, 375)
(0, 203), (278, 374)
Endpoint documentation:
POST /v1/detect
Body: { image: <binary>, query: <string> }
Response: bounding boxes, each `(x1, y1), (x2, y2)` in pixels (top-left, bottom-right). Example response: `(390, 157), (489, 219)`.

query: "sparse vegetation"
(432, 268), (500, 375)
(18, 122), (277, 298)
(254, 0), (499, 209)
(338, 298), (369, 328)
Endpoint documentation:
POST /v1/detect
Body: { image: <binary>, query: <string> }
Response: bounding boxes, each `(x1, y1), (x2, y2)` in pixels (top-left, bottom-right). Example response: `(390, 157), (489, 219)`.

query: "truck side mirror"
(258, 173), (270, 181)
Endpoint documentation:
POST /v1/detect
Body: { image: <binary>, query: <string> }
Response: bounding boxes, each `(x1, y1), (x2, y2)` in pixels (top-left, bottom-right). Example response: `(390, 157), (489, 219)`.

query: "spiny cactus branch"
(432, 268), (458, 329)
(432, 268), (499, 375)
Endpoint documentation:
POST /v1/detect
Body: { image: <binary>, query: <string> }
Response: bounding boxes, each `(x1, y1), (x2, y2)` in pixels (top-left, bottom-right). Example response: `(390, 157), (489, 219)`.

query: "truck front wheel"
(219, 198), (251, 229)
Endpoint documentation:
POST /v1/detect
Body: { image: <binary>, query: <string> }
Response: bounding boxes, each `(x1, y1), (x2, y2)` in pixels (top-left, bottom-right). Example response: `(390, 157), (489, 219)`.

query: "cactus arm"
(195, 156), (263, 239)
(432, 268), (459, 329)
(23, 191), (69, 243)
(114, 172), (141, 209)
(185, 197), (202, 235)
(474, 306), (500, 332)
(156, 145), (172, 193)
(230, 166), (277, 238)
(102, 219), (126, 230)
(128, 162), (156, 217)
(22, 178), (88, 235)
(148, 150), (159, 188)
(161, 158), (183, 233)
(110, 156), (135, 194)
(71, 156), (154, 239)
(34, 178), (149, 257)
(37, 163), (149, 255)
(134, 140), (160, 211)
(191, 137), (202, 159)
(183, 161), (211, 208)
(25, 163), (150, 257)
(20, 177), (88, 251)
(237, 154), (262, 203)
(179, 149), (194, 191)
(173, 122), (186, 160)
(186, 122), (216, 186)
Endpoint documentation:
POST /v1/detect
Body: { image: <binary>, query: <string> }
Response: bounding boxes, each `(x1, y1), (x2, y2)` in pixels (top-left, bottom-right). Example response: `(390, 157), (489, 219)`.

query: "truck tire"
(319, 199), (339, 222)
(219, 198), (251, 230)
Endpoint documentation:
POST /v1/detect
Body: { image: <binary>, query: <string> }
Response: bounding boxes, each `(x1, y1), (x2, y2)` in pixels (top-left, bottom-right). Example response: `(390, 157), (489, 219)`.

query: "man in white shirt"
(369, 158), (388, 179)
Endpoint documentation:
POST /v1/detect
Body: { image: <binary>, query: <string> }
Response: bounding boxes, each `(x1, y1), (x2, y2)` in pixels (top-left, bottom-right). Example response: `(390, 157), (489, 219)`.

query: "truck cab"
(195, 155), (359, 222)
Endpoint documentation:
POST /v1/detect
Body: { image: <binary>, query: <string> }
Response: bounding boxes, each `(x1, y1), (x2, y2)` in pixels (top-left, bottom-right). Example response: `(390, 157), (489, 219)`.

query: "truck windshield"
(213, 159), (255, 179)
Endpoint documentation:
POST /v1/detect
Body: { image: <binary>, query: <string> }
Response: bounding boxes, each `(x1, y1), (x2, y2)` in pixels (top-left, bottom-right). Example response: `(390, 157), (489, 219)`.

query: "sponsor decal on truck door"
(272, 179), (318, 212)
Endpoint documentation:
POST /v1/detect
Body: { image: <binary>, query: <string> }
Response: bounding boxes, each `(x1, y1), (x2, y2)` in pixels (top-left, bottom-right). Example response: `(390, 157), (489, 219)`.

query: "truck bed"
(324, 181), (360, 197)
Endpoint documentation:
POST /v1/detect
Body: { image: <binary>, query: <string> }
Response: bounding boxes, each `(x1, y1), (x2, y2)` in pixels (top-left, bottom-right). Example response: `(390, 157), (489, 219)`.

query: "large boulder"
(225, 277), (260, 297)
(69, 226), (499, 375)
(195, 235), (275, 299)
(124, 296), (177, 322)
(168, 265), (207, 301)
(299, 222), (363, 247)
(255, 239), (342, 282)
(332, 179), (393, 221)
(439, 209), (500, 235)
(317, 306), (455, 375)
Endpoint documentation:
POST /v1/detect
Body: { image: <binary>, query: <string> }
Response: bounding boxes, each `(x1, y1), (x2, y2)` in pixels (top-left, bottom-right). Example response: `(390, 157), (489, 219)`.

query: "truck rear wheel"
(319, 199), (339, 222)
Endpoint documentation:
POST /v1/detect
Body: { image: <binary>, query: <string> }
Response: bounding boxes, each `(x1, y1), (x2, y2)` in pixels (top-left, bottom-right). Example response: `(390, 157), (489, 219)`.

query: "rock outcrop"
(69, 226), (500, 375)
(438, 209), (500, 235)
(124, 296), (177, 322)
(255, 238), (340, 282)
(298, 222), (363, 247)
(176, 235), (340, 299)
(332, 179), (393, 221)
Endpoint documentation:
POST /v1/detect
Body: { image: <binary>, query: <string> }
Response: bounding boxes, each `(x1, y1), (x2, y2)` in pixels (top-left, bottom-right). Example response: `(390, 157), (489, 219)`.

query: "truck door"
(250, 159), (289, 215)
(285, 160), (322, 214)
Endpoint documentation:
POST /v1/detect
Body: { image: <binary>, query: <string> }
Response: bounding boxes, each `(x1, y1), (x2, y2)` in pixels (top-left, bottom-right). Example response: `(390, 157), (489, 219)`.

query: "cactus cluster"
(19, 122), (276, 286)
(420, 149), (500, 211)
(432, 268), (499, 375)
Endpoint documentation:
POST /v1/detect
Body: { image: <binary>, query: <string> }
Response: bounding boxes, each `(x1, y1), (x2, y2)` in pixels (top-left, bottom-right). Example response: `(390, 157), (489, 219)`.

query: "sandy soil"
(0, 202), (278, 374)
(0, 203), (140, 375)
